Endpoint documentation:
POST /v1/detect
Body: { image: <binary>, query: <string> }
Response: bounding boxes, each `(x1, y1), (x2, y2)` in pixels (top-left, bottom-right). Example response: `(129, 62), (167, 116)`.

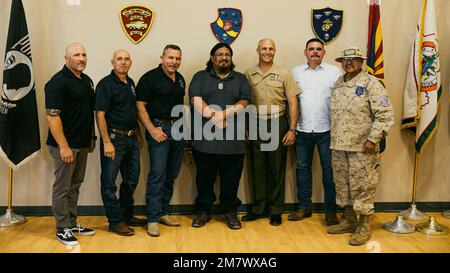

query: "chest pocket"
(267, 79), (283, 88)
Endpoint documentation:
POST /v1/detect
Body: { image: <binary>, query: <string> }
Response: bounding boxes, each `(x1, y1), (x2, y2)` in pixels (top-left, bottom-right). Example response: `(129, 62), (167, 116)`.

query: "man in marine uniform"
(242, 38), (300, 226)
(327, 47), (394, 246)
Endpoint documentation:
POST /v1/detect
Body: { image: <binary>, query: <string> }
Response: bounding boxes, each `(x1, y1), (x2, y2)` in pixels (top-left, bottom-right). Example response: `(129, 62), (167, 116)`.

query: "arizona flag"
(366, 0), (385, 86)
(0, 0), (40, 169)
(402, 0), (441, 154)
(366, 0), (386, 153)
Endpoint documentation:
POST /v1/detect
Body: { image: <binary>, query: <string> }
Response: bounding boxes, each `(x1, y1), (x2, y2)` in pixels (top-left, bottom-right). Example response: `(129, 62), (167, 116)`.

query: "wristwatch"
(289, 128), (297, 135)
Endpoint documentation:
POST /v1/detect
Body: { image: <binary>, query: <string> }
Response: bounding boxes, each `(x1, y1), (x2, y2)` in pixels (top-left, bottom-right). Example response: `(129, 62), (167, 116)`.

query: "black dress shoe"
(225, 213), (241, 230)
(241, 213), (267, 222)
(192, 212), (211, 228)
(269, 215), (282, 226)
(241, 213), (256, 222)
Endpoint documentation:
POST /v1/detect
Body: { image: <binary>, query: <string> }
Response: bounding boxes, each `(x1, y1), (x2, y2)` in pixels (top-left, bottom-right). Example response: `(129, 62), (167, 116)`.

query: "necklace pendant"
(218, 82), (223, 90)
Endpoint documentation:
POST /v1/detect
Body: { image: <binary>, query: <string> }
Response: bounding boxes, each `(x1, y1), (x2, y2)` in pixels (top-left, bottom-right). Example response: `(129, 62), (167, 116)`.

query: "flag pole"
(400, 150), (427, 221)
(0, 167), (27, 227)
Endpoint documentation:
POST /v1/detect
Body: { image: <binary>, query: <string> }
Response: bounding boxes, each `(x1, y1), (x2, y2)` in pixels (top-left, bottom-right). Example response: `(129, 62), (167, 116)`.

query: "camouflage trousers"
(331, 150), (380, 215)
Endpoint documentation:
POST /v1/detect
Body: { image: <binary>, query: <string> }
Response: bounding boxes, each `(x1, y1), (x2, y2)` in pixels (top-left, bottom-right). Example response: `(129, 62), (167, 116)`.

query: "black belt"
(108, 128), (137, 137)
(152, 117), (178, 125)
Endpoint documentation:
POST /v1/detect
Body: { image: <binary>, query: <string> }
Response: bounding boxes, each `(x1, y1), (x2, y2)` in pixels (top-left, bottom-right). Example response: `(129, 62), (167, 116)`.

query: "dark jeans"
(100, 135), (140, 225)
(295, 131), (336, 212)
(48, 145), (88, 230)
(145, 121), (184, 223)
(192, 150), (244, 214)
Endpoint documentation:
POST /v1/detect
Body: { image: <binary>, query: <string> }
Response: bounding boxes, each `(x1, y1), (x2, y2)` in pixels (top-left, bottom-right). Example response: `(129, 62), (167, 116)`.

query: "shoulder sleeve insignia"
(379, 96), (391, 107)
(355, 86), (365, 96)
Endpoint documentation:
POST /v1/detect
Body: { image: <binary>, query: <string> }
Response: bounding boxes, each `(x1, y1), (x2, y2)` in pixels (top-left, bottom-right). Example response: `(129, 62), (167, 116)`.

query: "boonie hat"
(335, 47), (367, 62)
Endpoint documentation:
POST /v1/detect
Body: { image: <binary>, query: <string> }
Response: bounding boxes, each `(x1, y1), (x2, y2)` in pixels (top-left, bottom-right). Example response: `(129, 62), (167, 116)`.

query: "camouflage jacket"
(330, 71), (394, 152)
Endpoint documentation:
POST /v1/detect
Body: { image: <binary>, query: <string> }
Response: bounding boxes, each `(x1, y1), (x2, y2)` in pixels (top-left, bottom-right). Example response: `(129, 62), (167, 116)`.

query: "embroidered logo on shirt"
(355, 86), (365, 96)
(178, 79), (185, 88)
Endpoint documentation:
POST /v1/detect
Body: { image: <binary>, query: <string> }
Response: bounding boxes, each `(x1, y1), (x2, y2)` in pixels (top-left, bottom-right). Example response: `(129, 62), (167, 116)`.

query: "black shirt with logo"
(135, 64), (185, 120)
(95, 70), (137, 131)
(45, 65), (95, 149)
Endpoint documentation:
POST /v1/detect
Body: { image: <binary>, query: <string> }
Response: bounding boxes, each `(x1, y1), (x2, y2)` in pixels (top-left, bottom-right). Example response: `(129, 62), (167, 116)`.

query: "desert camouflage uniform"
(330, 70), (393, 215)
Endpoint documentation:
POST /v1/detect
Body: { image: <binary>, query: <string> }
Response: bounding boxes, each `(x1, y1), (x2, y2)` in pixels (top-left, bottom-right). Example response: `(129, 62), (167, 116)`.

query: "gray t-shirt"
(189, 69), (252, 154)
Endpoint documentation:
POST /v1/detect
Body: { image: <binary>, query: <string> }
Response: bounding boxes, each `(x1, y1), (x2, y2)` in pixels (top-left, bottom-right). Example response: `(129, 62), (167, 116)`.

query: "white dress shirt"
(291, 62), (341, 133)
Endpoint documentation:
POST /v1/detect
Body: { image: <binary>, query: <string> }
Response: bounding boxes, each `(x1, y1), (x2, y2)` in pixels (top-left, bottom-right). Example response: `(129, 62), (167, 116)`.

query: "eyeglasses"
(341, 57), (359, 62)
(214, 53), (232, 58)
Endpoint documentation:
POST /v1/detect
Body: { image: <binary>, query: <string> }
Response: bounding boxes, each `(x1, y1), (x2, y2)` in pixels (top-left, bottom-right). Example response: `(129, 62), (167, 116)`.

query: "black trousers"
(192, 150), (244, 214)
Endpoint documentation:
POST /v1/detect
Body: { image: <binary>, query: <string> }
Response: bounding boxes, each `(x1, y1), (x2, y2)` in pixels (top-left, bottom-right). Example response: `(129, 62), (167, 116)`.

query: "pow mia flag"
(0, 0), (40, 169)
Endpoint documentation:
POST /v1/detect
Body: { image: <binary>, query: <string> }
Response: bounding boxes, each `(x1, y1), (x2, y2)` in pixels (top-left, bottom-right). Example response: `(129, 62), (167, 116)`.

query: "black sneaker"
(70, 223), (95, 236)
(56, 228), (79, 246)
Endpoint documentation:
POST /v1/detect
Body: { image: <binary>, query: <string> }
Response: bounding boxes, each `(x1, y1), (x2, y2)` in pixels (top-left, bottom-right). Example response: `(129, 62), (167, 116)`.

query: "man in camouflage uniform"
(327, 47), (394, 246)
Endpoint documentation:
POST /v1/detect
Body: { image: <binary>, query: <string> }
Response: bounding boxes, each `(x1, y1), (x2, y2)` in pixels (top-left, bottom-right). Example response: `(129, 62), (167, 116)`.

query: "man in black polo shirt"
(189, 42), (252, 230)
(136, 44), (185, 237)
(45, 42), (96, 246)
(95, 49), (146, 237)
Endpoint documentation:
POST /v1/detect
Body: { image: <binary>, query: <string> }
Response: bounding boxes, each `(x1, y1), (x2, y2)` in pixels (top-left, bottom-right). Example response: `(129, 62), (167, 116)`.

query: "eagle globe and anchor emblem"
(210, 8), (243, 44)
(311, 7), (343, 44)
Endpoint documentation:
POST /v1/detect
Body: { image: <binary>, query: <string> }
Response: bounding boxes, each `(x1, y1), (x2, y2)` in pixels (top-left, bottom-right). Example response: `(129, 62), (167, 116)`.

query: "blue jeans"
(100, 135), (140, 225)
(145, 121), (184, 223)
(295, 131), (336, 212)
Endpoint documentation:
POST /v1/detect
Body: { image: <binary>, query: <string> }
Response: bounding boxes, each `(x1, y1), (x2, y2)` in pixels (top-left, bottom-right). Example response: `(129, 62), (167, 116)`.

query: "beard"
(217, 62), (231, 73)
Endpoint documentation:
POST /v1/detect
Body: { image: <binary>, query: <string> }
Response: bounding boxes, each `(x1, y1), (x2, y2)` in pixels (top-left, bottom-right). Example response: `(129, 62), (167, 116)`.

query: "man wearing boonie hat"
(327, 46), (394, 246)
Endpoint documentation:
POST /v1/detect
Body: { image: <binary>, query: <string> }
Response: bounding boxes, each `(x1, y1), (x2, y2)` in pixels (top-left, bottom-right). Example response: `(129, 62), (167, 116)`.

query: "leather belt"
(153, 117), (178, 125)
(108, 128), (137, 137)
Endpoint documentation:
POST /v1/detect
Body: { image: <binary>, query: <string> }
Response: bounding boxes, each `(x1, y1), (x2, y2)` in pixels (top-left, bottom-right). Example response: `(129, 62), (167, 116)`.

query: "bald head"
(112, 49), (130, 60)
(111, 49), (132, 77)
(65, 42), (86, 56)
(258, 38), (276, 50)
(257, 38), (276, 65)
(64, 42), (87, 76)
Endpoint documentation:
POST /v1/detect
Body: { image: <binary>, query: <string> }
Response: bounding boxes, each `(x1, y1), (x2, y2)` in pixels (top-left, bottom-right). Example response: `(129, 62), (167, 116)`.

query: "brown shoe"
(349, 215), (372, 246)
(325, 212), (339, 226)
(126, 217), (147, 227)
(108, 223), (135, 236)
(147, 222), (160, 237)
(288, 209), (312, 221)
(160, 215), (180, 227)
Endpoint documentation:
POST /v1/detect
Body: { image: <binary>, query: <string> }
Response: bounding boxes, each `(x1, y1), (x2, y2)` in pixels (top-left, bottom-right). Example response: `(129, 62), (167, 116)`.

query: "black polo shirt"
(135, 64), (185, 120)
(45, 65), (95, 148)
(95, 70), (137, 130)
(189, 69), (252, 154)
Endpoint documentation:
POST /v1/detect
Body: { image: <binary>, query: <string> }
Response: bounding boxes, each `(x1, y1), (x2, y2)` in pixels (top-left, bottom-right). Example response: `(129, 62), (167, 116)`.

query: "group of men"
(44, 38), (393, 247)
